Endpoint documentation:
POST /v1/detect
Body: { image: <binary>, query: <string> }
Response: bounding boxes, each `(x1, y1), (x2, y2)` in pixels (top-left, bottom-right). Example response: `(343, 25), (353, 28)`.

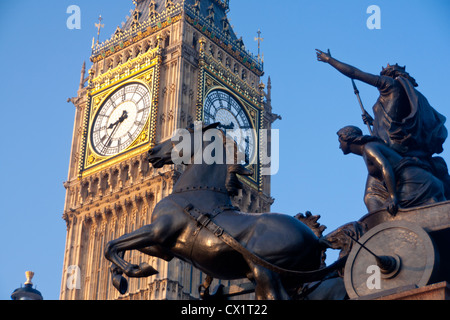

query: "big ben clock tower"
(61, 0), (278, 300)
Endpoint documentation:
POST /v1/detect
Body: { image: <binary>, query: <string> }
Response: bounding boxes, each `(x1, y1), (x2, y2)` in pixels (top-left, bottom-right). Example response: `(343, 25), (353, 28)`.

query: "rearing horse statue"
(104, 123), (344, 300)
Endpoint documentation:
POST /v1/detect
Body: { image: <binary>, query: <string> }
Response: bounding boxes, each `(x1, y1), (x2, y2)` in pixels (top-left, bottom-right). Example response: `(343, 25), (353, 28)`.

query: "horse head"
(147, 122), (221, 168)
(147, 138), (175, 169)
(147, 121), (253, 196)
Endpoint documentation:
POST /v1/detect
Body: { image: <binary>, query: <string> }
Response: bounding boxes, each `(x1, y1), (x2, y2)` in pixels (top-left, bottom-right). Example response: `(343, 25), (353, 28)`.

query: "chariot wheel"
(344, 221), (438, 299)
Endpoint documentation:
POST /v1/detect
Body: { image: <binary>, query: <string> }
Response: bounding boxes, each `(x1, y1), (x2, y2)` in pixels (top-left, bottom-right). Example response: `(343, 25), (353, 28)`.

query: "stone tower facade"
(60, 0), (278, 300)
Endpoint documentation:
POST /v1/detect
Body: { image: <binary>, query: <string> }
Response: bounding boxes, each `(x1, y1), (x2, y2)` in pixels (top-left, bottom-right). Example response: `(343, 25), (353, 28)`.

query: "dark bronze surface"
(101, 50), (450, 300)
(104, 123), (343, 300)
(360, 200), (450, 231)
(337, 125), (446, 215)
(317, 49), (450, 209)
(337, 200), (450, 299)
(344, 221), (437, 299)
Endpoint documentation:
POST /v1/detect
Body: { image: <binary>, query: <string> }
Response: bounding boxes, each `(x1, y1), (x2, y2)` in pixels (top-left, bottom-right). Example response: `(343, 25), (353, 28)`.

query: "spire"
(79, 61), (86, 90)
(95, 15), (104, 45)
(264, 77), (281, 123)
(254, 29), (264, 62)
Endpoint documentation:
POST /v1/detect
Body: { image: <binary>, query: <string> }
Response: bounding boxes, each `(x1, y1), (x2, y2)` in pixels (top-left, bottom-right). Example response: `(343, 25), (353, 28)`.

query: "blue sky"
(0, 1), (449, 300)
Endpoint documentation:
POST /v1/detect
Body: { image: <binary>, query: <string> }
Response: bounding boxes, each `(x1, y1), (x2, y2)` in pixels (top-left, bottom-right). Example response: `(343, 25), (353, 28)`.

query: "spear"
(351, 79), (373, 135)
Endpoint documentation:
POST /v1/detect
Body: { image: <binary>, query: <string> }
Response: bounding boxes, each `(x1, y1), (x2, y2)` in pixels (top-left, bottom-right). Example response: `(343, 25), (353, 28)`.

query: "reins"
(168, 199), (347, 282)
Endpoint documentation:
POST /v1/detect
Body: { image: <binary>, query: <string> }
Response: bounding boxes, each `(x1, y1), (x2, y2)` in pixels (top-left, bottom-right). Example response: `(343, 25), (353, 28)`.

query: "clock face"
(91, 82), (152, 157)
(203, 89), (255, 164)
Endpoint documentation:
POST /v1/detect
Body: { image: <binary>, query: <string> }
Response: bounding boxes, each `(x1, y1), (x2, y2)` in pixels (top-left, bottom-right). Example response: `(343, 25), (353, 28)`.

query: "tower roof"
(123, 1), (234, 39)
(91, 0), (263, 74)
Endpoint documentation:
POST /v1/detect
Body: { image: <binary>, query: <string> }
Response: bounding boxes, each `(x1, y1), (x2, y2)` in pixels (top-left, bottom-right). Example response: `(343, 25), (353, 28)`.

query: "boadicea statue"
(337, 125), (446, 215)
(104, 123), (346, 300)
(316, 49), (450, 213)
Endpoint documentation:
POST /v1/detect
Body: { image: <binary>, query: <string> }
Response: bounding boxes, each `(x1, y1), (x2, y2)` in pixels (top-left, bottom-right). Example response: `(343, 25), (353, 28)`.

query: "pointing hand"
(316, 49), (332, 63)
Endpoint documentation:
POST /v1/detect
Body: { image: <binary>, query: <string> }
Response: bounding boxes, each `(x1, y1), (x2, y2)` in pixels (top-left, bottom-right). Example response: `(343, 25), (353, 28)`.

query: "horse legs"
(105, 216), (173, 278)
(245, 259), (290, 300)
(138, 245), (174, 262)
(109, 251), (129, 294)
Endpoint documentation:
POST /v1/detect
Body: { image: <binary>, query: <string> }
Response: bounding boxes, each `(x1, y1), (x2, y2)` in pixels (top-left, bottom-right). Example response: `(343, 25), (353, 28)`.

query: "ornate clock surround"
(78, 45), (161, 179)
(196, 39), (265, 191)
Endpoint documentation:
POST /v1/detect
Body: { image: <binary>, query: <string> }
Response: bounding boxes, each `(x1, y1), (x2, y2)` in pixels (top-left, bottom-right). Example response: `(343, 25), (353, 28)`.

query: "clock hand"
(102, 124), (119, 154)
(108, 121), (117, 130)
(118, 110), (128, 123)
(107, 110), (128, 129)
(217, 122), (235, 130)
(103, 110), (128, 153)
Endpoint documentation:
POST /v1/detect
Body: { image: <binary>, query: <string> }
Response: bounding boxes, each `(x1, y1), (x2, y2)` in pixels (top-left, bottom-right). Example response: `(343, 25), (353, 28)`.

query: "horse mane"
(226, 164), (252, 196)
(223, 132), (253, 197)
(187, 121), (253, 197)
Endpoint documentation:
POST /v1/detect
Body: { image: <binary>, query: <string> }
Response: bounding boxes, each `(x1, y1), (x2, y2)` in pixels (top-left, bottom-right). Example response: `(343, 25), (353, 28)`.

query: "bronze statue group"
(104, 50), (450, 300)
(316, 49), (450, 215)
